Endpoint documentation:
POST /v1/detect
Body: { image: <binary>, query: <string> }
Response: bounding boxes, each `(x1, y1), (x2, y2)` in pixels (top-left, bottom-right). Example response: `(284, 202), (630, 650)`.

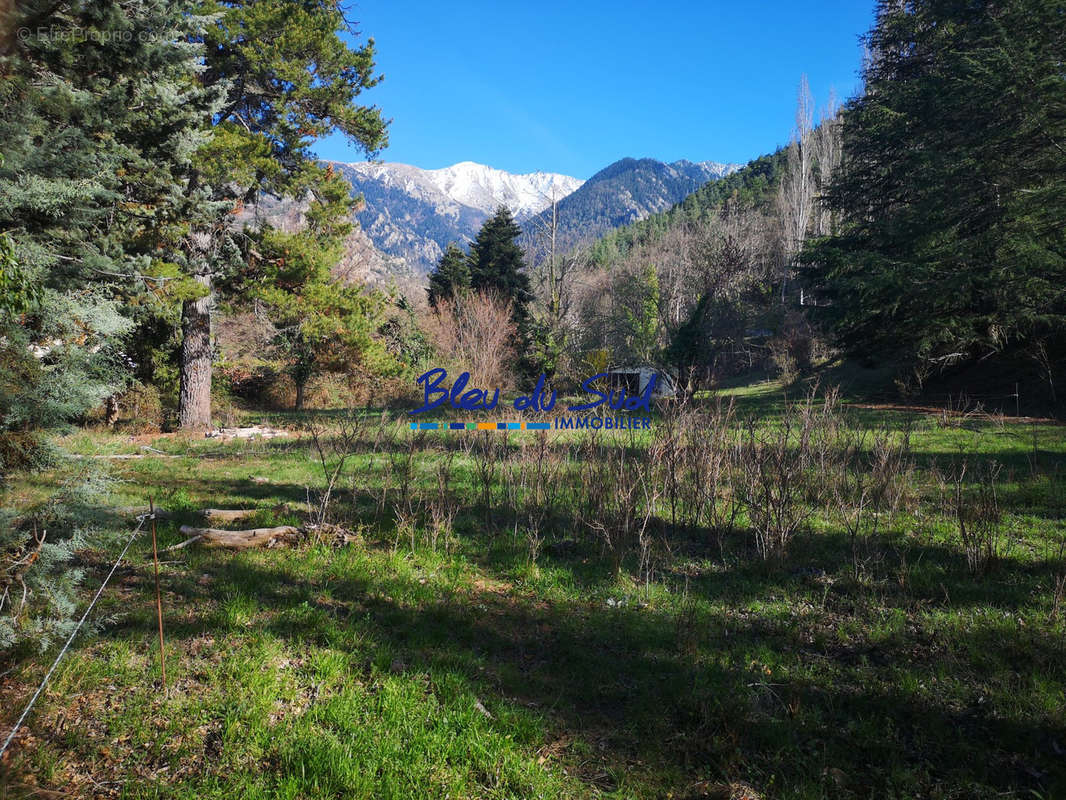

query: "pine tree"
(427, 243), (471, 308)
(176, 0), (389, 429)
(249, 169), (397, 411)
(803, 0), (1066, 398)
(0, 0), (221, 287)
(0, 0), (220, 446)
(0, 0), (218, 651)
(468, 206), (533, 323)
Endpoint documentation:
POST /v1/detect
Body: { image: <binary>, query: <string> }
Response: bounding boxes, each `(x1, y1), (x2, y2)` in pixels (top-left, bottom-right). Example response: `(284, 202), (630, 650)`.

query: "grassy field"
(2, 382), (1065, 799)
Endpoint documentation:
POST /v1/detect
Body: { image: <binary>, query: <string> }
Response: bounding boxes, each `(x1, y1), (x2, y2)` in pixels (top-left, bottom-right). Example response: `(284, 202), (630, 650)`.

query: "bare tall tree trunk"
(531, 190), (563, 324)
(814, 90), (842, 237)
(179, 271), (213, 430)
(526, 188), (584, 375)
(547, 193), (559, 320)
(779, 74), (815, 304)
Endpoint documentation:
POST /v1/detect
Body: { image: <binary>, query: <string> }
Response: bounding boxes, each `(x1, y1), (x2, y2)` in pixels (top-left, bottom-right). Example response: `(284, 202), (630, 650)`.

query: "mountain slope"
(523, 158), (739, 254)
(242, 191), (418, 291)
(420, 161), (582, 218)
(316, 156), (739, 278)
(585, 150), (787, 266)
(328, 161), (582, 274)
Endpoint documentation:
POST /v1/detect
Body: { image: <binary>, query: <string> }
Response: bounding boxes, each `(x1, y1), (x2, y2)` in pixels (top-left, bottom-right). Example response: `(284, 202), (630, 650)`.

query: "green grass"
(2, 383), (1065, 799)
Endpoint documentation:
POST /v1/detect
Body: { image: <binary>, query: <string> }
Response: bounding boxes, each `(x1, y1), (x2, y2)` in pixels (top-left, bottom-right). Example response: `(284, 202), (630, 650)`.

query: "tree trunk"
(179, 272), (213, 430)
(294, 380), (305, 412)
(104, 394), (119, 427)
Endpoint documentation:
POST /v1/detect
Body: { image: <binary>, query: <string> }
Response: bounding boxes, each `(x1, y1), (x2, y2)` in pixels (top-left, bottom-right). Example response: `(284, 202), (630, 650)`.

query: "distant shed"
(605, 366), (677, 398)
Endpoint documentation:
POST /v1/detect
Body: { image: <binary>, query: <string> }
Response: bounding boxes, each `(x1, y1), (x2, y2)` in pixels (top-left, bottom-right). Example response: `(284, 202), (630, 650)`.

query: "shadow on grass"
(74, 509), (1066, 798)
(137, 475), (1066, 616)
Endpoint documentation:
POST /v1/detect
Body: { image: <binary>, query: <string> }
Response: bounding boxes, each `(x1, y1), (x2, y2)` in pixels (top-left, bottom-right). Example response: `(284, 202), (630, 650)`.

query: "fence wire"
(0, 511), (153, 759)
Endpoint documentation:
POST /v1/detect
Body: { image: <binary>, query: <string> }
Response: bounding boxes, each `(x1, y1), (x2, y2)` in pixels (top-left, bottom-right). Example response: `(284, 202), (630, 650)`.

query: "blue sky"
(316, 1), (877, 179)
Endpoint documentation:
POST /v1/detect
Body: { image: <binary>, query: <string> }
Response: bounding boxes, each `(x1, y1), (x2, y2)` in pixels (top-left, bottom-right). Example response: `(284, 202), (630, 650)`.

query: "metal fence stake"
(149, 496), (167, 692)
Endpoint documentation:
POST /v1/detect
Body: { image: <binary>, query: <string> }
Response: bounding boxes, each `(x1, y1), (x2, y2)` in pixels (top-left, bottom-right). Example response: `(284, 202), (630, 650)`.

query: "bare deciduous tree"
(779, 75), (816, 303)
(525, 189), (589, 375)
(423, 290), (518, 389)
(813, 90), (843, 239)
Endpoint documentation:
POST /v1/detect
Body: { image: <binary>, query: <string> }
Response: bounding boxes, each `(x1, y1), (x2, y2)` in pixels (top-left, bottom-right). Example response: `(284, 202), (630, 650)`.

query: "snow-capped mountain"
(324, 157), (738, 277)
(426, 161), (582, 218)
(327, 160), (582, 275)
(342, 160), (582, 219)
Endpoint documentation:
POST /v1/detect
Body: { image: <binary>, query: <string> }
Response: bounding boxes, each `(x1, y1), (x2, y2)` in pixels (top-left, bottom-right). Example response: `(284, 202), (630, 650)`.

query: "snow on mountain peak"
(424, 161), (583, 218)
(339, 159), (583, 220)
(327, 155), (738, 276)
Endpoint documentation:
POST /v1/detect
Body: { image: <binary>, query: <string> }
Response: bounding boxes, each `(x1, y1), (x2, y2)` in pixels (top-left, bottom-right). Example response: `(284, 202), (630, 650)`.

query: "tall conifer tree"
(804, 0), (1066, 398)
(176, 0), (388, 428)
(0, 0), (220, 650)
(427, 243), (471, 309)
(467, 206), (533, 324)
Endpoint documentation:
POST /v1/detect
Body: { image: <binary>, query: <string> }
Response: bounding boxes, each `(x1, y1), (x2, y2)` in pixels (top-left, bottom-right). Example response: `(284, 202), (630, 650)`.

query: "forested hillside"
(587, 150), (788, 268)
(523, 157), (737, 258)
(534, 122), (825, 393)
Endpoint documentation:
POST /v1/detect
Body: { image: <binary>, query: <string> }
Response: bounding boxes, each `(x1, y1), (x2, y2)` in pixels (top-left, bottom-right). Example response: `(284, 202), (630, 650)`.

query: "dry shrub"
(355, 414), (394, 526)
(692, 400), (743, 551)
(503, 431), (564, 562)
(465, 430), (506, 528)
(739, 421), (811, 560)
(423, 290), (517, 389)
(574, 431), (610, 526)
(355, 422), (429, 549)
(651, 403), (687, 528)
(737, 390), (828, 559)
(652, 399), (742, 553)
(940, 459), (1011, 575)
(582, 433), (660, 578)
(427, 449), (459, 553)
(652, 388), (920, 566)
(828, 423), (915, 574)
(388, 429), (424, 549)
(304, 414), (361, 526)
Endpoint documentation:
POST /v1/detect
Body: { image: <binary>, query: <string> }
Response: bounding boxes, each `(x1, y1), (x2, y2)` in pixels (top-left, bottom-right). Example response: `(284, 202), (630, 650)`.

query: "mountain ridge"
(522, 157), (740, 255)
(322, 156), (740, 276)
(337, 159), (583, 219)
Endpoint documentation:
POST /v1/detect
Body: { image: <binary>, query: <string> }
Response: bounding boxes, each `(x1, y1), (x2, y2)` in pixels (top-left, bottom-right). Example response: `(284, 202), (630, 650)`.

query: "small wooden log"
(176, 524), (301, 550)
(205, 426), (289, 440)
(198, 508), (260, 524)
(163, 534), (202, 552)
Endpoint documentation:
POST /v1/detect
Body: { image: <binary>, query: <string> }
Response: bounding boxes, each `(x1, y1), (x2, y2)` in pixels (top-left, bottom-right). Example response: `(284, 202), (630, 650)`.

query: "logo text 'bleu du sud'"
(408, 368), (656, 431)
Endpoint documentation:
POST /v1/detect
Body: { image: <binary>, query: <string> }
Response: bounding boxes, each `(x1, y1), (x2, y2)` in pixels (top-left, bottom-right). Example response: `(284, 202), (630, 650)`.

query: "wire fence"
(0, 511), (153, 760)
